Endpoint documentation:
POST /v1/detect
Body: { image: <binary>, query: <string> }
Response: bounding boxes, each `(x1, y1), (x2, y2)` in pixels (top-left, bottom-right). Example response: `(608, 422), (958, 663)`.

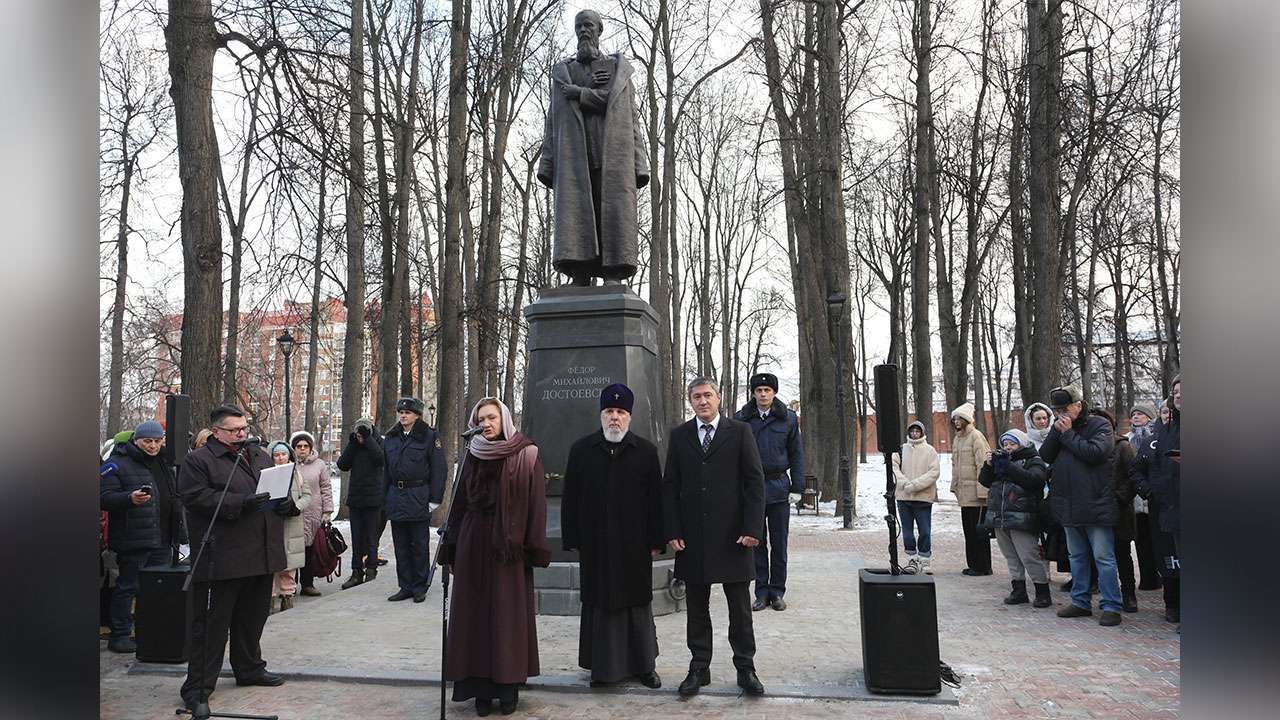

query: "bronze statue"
(537, 9), (649, 287)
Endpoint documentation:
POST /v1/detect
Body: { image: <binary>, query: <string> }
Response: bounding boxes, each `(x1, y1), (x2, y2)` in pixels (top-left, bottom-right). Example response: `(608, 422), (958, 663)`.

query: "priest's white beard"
(602, 426), (627, 443)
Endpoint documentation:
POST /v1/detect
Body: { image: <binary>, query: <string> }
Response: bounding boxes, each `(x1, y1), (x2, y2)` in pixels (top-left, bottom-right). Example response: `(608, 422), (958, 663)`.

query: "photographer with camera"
(979, 429), (1052, 608)
(336, 417), (386, 589)
(99, 420), (174, 653)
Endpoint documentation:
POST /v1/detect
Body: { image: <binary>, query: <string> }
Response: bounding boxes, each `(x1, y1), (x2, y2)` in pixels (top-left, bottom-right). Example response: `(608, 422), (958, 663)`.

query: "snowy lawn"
(791, 453), (962, 533)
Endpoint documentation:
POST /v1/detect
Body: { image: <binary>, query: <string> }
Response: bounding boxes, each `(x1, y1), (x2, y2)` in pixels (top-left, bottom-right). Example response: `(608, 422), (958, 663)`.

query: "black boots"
(1122, 589), (1139, 613)
(1163, 577), (1180, 622)
(678, 668), (711, 696)
(1004, 580), (1030, 605)
(341, 569), (364, 590)
(1032, 583), (1052, 608)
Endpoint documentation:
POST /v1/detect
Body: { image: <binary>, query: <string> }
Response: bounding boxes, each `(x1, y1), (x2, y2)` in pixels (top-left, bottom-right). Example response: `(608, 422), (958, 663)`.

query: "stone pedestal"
(521, 285), (681, 615)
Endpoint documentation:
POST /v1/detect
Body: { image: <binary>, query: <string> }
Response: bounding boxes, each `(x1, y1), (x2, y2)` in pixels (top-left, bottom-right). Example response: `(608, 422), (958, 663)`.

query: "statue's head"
(574, 9), (604, 50)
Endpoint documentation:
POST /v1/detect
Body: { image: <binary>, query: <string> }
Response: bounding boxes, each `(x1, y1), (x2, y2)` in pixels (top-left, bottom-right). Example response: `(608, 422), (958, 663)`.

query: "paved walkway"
(101, 498), (1180, 719)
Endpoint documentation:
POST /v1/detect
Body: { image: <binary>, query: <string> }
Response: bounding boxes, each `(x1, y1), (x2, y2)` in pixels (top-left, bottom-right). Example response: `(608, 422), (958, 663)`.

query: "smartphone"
(139, 484), (153, 496)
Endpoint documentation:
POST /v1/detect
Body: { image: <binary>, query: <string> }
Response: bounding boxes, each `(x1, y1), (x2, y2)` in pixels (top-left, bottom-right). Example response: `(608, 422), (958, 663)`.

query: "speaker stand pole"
(883, 451), (901, 574)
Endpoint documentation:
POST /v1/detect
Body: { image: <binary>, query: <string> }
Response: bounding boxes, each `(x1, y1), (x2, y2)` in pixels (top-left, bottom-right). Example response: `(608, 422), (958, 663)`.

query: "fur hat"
(289, 430), (317, 448)
(950, 402), (976, 425)
(1048, 384), (1083, 409)
(395, 397), (426, 416)
(750, 372), (779, 393)
(1130, 404), (1158, 422)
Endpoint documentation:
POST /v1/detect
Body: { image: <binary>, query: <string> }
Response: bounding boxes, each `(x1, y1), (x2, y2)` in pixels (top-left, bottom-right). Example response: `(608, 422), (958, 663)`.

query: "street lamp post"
(827, 291), (853, 530)
(278, 329), (296, 438)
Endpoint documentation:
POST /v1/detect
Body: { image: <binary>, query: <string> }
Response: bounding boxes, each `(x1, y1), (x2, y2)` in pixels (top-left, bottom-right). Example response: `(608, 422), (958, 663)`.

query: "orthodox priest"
(562, 384), (665, 688)
(536, 8), (649, 286)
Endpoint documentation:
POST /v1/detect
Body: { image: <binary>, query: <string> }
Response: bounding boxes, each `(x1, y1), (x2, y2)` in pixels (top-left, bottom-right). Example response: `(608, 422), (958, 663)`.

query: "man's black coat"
(336, 430), (386, 509)
(662, 416), (765, 585)
(178, 441), (286, 582)
(562, 430), (665, 610)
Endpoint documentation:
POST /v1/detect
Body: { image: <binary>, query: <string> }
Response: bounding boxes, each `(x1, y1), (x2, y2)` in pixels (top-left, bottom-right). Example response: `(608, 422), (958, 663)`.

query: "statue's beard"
(576, 39), (600, 63)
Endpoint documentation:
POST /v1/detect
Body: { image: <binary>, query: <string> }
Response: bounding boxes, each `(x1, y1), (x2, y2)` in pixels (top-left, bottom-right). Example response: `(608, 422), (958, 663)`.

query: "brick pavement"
(100, 500), (1180, 719)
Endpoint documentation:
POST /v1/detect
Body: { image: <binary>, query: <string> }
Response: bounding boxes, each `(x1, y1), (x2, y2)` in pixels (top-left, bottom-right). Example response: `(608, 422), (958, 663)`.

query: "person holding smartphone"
(99, 420), (173, 653)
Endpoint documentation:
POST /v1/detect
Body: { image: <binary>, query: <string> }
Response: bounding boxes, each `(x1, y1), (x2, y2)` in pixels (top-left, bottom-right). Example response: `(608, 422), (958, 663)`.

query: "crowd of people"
(99, 369), (1179, 717)
(891, 374), (1183, 628)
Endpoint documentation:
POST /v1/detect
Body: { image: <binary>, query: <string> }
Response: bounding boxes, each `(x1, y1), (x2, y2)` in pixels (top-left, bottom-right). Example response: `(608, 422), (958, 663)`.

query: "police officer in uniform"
(382, 397), (447, 603)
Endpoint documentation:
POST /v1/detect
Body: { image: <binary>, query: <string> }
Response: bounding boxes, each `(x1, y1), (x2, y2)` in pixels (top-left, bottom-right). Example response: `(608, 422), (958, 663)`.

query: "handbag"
(305, 521), (348, 581)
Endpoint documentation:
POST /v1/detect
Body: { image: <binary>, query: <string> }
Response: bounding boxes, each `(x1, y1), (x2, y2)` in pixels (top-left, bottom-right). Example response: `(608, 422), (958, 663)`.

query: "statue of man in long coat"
(537, 9), (649, 287)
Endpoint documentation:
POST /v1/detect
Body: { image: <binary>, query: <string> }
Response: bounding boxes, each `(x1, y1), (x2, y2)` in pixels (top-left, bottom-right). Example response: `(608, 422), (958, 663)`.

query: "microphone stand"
(177, 443), (278, 720)
(424, 428), (478, 720)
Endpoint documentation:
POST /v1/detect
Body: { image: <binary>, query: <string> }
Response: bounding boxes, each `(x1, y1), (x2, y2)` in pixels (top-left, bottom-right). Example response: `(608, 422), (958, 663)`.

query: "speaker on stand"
(857, 364), (942, 696)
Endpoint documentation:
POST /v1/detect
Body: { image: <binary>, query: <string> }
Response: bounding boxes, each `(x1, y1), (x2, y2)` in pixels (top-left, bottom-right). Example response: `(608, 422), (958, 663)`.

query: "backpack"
(306, 521), (349, 581)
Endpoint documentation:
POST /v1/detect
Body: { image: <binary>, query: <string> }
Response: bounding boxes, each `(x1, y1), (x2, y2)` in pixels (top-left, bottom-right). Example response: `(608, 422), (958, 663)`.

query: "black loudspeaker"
(874, 364), (903, 453)
(164, 393), (192, 467)
(858, 569), (941, 695)
(135, 564), (190, 663)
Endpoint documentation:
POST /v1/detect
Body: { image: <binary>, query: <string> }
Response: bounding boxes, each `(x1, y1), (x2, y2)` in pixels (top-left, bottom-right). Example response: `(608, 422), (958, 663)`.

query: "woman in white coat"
(269, 442), (311, 611)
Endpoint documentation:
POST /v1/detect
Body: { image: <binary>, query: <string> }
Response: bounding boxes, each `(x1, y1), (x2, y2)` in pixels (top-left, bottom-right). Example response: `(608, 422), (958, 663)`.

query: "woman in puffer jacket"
(979, 429), (1052, 607)
(950, 403), (992, 576)
(268, 442), (310, 611)
(892, 421), (940, 575)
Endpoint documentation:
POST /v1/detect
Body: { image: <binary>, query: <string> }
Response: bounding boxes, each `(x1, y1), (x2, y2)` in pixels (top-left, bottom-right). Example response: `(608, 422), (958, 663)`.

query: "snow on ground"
(791, 453), (963, 534)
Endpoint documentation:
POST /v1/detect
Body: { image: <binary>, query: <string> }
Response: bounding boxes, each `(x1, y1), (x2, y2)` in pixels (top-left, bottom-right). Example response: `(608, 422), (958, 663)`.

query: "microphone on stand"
(461, 426), (484, 440)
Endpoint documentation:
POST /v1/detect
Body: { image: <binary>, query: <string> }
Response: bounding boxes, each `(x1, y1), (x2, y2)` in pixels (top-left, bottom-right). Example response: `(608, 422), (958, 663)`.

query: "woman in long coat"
(291, 431), (334, 596)
(268, 442), (310, 611)
(440, 398), (551, 717)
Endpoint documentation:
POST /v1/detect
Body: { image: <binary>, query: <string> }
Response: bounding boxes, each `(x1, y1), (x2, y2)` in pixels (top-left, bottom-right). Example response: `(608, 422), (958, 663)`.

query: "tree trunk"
(1025, 0), (1064, 401)
(437, 0), (472, 462)
(166, 0), (225, 421)
(304, 168), (327, 433)
(107, 152), (133, 434)
(911, 0), (935, 433)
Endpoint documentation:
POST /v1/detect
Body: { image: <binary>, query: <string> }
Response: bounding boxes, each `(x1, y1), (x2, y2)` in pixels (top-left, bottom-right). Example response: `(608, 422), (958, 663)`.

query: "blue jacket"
(1130, 409), (1180, 535)
(1040, 414), (1117, 527)
(99, 441), (166, 552)
(382, 419), (447, 522)
(734, 398), (805, 504)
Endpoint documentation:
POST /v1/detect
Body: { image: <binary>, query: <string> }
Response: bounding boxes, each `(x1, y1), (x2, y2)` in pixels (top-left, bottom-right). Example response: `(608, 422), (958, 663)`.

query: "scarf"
(466, 398), (539, 563)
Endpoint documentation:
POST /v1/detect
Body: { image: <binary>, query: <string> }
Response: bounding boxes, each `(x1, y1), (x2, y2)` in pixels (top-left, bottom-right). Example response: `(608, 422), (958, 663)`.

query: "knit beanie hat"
(133, 420), (165, 439)
(268, 441), (292, 457)
(998, 428), (1032, 449)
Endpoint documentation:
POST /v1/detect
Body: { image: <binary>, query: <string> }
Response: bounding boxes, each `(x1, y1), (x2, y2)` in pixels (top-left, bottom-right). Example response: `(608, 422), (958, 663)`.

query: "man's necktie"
(701, 423), (714, 454)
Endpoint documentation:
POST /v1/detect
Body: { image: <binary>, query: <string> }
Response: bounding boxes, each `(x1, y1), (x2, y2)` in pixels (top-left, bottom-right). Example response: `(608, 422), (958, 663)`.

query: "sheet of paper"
(256, 463), (294, 500)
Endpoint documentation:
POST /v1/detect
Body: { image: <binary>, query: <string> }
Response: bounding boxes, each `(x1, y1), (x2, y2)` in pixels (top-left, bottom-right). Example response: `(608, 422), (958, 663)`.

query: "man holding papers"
(177, 404), (288, 717)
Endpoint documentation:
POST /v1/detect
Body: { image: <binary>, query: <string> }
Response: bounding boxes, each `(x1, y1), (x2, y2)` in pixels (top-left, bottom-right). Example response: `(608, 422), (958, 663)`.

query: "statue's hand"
(561, 83), (581, 100)
(591, 68), (611, 86)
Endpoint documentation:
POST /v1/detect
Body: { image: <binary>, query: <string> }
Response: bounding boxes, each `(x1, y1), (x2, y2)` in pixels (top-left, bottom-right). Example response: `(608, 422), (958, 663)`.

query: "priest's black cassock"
(562, 429), (665, 682)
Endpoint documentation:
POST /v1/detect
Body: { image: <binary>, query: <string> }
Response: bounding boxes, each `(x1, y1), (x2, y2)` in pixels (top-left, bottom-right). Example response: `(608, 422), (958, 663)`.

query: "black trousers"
(349, 507), (382, 573)
(960, 506), (992, 573)
(684, 580), (755, 672)
(181, 573), (273, 705)
(1134, 512), (1162, 589)
(391, 520), (431, 594)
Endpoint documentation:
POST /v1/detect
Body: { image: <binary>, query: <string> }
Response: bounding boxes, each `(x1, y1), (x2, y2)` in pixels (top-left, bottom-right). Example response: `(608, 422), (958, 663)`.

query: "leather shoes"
(413, 591), (427, 603)
(474, 698), (492, 716)
(377, 556), (389, 566)
(638, 671), (661, 688)
(1057, 603), (1093, 618)
(737, 669), (765, 695)
(236, 670), (285, 687)
(1122, 592), (1139, 613)
(300, 585), (322, 597)
(387, 589), (414, 602)
(678, 668), (710, 696)
(499, 699), (517, 715)
(751, 598), (768, 611)
(183, 699), (211, 719)
(770, 597), (787, 611)
(962, 568), (991, 576)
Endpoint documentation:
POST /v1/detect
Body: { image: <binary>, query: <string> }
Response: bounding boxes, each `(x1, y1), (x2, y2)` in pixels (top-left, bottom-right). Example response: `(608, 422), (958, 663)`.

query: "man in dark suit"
(663, 377), (766, 697)
(179, 405), (293, 718)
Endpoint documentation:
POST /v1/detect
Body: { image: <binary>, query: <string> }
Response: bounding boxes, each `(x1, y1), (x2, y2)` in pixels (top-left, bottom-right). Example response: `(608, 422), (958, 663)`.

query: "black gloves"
(274, 496), (301, 517)
(243, 492), (272, 513)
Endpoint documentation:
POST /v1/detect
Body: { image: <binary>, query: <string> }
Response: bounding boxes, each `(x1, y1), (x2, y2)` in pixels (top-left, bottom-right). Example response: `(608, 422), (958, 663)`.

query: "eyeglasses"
(216, 425), (249, 435)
